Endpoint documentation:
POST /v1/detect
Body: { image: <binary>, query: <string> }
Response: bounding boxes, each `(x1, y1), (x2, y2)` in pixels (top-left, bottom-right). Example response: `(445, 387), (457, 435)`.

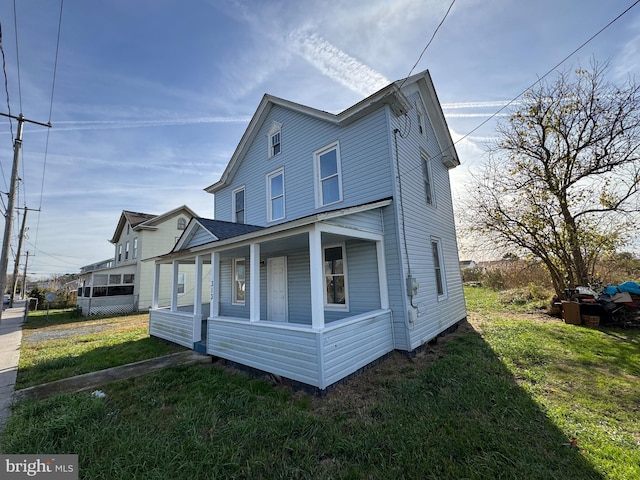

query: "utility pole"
(22, 250), (29, 303)
(11, 207), (37, 306)
(0, 113), (51, 322)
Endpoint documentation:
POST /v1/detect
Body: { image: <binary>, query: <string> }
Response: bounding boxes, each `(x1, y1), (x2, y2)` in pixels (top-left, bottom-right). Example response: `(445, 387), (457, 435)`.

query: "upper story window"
(315, 142), (343, 207)
(177, 218), (186, 230)
(267, 168), (285, 221)
(268, 121), (282, 158)
(233, 186), (245, 224)
(417, 111), (424, 136)
(422, 150), (434, 206)
(431, 238), (447, 299)
(117, 244), (122, 262)
(133, 238), (138, 259)
(125, 241), (130, 260)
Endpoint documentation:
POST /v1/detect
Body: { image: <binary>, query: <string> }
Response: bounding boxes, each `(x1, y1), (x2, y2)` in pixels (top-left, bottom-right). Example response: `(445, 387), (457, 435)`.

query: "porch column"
(171, 260), (179, 312)
(309, 226), (325, 329)
(249, 243), (260, 322)
(376, 240), (390, 309)
(210, 252), (220, 317)
(193, 255), (203, 342)
(152, 262), (160, 309)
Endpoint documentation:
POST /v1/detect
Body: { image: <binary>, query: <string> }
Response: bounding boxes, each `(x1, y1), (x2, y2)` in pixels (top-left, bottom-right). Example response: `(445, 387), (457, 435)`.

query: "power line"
(12, 0), (22, 112)
(447, 0), (640, 166)
(33, 0), (64, 253)
(398, 0), (456, 90)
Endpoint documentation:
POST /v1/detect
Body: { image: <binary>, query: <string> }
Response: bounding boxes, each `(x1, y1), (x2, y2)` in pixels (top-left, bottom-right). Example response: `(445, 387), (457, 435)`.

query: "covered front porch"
(149, 211), (394, 390)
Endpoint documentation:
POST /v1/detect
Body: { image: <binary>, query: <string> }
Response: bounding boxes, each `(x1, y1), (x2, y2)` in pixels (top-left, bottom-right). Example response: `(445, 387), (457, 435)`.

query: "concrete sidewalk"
(0, 302), (26, 434)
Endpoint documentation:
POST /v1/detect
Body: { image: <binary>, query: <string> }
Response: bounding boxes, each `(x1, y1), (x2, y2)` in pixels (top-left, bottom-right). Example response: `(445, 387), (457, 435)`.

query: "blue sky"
(0, 0), (639, 277)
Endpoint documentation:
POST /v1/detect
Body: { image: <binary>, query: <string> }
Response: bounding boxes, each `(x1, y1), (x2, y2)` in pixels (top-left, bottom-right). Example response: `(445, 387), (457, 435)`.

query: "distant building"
(77, 206), (198, 316)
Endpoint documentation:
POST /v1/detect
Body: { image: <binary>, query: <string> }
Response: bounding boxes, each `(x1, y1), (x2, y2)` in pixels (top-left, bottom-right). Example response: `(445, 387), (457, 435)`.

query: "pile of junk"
(559, 281), (640, 328)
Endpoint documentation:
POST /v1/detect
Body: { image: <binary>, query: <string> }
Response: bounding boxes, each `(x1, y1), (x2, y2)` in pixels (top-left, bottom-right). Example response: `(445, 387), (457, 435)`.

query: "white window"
(178, 273), (186, 295)
(232, 258), (246, 305)
(422, 150), (434, 205)
(133, 238), (138, 259)
(233, 187), (245, 224)
(118, 244), (122, 262)
(323, 244), (348, 309)
(431, 239), (447, 298)
(417, 107), (426, 136)
(315, 142), (343, 207)
(268, 121), (282, 158)
(177, 218), (186, 230)
(125, 241), (130, 260)
(267, 168), (285, 221)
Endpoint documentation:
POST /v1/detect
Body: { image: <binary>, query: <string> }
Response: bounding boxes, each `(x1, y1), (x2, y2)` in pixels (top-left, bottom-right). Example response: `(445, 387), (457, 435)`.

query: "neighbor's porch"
(149, 221), (393, 389)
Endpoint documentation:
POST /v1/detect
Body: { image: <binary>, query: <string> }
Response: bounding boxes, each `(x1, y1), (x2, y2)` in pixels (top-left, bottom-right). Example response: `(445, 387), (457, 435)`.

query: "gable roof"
(204, 69), (458, 194)
(173, 217), (265, 251)
(109, 205), (198, 244)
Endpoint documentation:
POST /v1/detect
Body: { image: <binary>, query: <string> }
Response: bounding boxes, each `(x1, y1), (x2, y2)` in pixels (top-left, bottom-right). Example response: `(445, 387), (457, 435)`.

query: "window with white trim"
(133, 238), (138, 259)
(232, 258), (246, 305)
(417, 107), (426, 136)
(315, 142), (343, 207)
(422, 150), (434, 205)
(177, 218), (186, 230)
(323, 244), (348, 308)
(233, 187), (245, 224)
(125, 241), (130, 260)
(267, 168), (285, 221)
(118, 244), (122, 262)
(431, 239), (447, 298)
(268, 121), (282, 158)
(178, 273), (186, 295)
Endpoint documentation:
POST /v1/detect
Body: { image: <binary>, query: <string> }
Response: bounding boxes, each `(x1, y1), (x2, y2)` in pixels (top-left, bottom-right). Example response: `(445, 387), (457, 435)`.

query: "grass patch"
(16, 313), (183, 389)
(4, 287), (638, 479)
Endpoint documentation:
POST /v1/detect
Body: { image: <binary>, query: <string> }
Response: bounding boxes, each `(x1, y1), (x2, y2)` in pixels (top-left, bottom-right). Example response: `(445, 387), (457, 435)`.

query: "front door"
(267, 256), (288, 322)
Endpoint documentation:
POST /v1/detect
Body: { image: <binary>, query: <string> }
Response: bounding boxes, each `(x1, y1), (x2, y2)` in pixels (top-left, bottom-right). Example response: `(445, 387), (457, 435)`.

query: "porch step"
(194, 341), (207, 354)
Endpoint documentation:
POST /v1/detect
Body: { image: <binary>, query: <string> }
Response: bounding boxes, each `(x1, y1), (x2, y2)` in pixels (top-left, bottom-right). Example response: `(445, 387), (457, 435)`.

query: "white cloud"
(287, 30), (390, 96)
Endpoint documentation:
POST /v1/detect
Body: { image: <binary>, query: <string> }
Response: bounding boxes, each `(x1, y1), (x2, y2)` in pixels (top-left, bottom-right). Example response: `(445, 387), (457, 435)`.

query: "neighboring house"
(149, 70), (467, 392)
(460, 260), (477, 269)
(77, 206), (198, 316)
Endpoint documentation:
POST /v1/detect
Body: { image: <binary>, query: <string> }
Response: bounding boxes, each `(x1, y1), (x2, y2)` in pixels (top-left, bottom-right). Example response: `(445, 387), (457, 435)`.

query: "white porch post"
(249, 243), (260, 322)
(171, 260), (179, 312)
(376, 240), (390, 309)
(152, 263), (160, 309)
(211, 252), (220, 318)
(193, 255), (203, 342)
(309, 225), (325, 329)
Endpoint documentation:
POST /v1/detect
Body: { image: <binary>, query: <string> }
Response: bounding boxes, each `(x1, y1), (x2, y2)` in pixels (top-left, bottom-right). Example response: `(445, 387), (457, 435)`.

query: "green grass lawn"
(3, 289), (639, 479)
(15, 310), (184, 389)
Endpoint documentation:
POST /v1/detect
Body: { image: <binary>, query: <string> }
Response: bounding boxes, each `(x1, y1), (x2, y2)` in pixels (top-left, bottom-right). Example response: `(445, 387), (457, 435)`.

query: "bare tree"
(464, 62), (640, 298)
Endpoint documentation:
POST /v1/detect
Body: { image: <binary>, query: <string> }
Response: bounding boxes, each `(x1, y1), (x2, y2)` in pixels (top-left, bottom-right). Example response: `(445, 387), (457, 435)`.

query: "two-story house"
(77, 205), (198, 315)
(149, 70), (467, 391)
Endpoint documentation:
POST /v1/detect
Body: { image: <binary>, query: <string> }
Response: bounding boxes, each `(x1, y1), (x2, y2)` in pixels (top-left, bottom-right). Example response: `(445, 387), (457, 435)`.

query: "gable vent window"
(177, 218), (186, 230)
(268, 121), (282, 158)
